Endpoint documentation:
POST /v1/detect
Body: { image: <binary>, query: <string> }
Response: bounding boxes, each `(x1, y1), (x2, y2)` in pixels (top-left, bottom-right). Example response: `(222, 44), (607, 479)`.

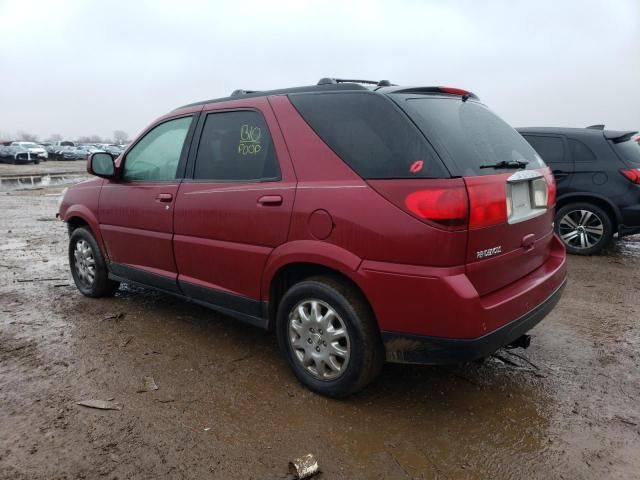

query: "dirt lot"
(1, 183), (639, 479)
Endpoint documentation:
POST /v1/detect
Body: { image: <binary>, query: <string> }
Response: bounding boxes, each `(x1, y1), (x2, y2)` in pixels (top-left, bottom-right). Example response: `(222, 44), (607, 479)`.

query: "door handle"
(257, 195), (283, 206)
(156, 193), (173, 202)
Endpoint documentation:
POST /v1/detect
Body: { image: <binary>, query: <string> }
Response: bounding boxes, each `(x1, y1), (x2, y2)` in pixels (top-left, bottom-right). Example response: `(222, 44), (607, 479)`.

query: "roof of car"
(517, 126), (638, 142)
(177, 79), (480, 110)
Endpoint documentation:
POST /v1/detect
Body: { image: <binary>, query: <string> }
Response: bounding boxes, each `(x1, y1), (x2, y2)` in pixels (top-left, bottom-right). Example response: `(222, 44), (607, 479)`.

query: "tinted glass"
(522, 135), (565, 165)
(568, 138), (597, 162)
(399, 97), (545, 176)
(289, 92), (447, 179)
(613, 135), (640, 166)
(193, 111), (280, 181)
(123, 116), (192, 181)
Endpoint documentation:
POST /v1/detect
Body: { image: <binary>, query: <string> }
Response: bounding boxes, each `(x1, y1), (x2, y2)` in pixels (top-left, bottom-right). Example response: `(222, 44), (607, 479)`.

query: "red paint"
(308, 210), (333, 240)
(59, 92), (566, 343)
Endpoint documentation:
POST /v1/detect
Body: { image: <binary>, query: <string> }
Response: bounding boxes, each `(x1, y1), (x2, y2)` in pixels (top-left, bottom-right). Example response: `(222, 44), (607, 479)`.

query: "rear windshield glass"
(613, 135), (640, 166)
(288, 92), (448, 179)
(397, 96), (546, 176)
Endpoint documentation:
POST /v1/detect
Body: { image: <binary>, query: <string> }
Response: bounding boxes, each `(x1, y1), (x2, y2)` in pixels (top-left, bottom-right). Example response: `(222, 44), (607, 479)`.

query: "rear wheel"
(555, 202), (613, 255)
(69, 227), (119, 297)
(276, 276), (384, 398)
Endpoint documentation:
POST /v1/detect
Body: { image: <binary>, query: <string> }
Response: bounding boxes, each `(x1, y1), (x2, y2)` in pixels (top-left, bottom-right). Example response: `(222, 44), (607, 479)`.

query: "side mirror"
(88, 152), (116, 179)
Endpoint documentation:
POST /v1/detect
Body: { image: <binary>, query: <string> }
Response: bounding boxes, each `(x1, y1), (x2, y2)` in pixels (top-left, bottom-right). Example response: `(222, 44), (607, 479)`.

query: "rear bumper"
(381, 279), (565, 364)
(358, 233), (567, 352)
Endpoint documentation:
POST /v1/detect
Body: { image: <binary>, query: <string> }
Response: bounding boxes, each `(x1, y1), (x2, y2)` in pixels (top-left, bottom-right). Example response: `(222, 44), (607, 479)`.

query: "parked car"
(518, 126), (640, 255)
(47, 141), (75, 160)
(101, 144), (123, 157)
(10, 141), (48, 160)
(60, 147), (89, 161)
(0, 145), (39, 164)
(58, 78), (567, 397)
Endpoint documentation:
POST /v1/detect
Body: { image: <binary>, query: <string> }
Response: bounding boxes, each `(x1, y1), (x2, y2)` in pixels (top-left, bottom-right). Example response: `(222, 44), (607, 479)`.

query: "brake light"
(542, 168), (557, 207)
(464, 177), (508, 229)
(620, 168), (640, 184)
(438, 86), (472, 97)
(404, 187), (468, 228)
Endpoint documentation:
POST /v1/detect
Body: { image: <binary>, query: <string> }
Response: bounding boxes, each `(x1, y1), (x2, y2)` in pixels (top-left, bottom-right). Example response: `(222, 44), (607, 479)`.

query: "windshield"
(396, 96), (546, 176)
(613, 135), (640, 166)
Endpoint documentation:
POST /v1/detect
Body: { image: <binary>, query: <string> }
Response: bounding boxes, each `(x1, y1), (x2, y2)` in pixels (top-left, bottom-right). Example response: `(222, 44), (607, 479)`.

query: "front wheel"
(276, 276), (384, 398)
(555, 202), (613, 255)
(69, 227), (120, 297)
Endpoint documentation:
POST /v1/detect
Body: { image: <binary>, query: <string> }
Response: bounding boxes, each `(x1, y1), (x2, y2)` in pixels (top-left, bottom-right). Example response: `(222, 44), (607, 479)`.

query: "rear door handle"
(156, 193), (173, 202)
(257, 195), (283, 206)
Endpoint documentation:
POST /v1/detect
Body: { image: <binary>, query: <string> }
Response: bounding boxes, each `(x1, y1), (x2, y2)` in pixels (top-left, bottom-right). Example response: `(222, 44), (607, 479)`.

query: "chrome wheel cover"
(288, 299), (350, 380)
(558, 209), (604, 250)
(73, 239), (96, 287)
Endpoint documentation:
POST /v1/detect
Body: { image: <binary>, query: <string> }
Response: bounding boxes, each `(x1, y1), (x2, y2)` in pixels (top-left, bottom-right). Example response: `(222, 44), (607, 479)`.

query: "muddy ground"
(1, 183), (639, 480)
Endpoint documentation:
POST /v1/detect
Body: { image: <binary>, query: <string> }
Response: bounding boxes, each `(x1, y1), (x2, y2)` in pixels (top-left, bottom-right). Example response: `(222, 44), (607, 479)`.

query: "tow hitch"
(506, 334), (531, 350)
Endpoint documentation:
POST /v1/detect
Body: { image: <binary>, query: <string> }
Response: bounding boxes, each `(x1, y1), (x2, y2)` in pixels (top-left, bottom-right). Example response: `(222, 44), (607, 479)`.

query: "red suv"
(58, 78), (567, 397)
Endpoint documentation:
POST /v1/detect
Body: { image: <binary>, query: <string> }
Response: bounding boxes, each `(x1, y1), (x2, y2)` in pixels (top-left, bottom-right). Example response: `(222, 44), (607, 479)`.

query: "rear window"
(288, 91), (448, 179)
(398, 96), (546, 176)
(613, 135), (640, 166)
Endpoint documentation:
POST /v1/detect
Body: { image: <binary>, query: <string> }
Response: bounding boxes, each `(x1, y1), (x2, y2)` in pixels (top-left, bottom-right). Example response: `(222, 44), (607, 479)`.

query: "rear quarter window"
(288, 91), (448, 179)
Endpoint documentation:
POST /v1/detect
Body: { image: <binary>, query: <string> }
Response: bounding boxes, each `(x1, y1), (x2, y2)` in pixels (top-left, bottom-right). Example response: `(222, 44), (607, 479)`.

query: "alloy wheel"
(558, 209), (605, 250)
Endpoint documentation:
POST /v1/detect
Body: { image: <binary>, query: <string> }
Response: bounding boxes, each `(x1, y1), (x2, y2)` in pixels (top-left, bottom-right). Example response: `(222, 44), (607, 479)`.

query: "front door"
(98, 115), (195, 292)
(173, 99), (295, 322)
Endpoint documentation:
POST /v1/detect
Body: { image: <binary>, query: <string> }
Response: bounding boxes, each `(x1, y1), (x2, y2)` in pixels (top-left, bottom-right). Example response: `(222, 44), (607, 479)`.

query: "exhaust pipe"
(506, 334), (531, 350)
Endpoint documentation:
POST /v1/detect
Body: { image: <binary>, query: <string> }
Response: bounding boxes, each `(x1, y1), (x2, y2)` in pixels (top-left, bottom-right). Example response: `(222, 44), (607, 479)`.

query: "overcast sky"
(1, 0), (638, 142)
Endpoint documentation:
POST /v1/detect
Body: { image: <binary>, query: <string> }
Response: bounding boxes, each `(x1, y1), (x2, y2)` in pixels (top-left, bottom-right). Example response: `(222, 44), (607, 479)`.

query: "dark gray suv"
(518, 126), (640, 255)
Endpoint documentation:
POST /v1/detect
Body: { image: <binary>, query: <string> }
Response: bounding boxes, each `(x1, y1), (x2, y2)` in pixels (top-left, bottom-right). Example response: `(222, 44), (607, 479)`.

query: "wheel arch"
(556, 193), (621, 232)
(261, 241), (371, 329)
(63, 206), (109, 260)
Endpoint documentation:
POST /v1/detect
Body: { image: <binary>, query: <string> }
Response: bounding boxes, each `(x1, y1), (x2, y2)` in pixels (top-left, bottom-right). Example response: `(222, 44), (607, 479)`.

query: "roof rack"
(317, 77), (394, 87)
(231, 89), (260, 96)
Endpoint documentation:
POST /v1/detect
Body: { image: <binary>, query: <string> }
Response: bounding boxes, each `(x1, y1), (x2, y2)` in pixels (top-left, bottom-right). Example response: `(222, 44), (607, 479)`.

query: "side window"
(522, 135), (565, 165)
(193, 111), (280, 181)
(568, 138), (597, 162)
(122, 116), (193, 181)
(289, 92), (446, 179)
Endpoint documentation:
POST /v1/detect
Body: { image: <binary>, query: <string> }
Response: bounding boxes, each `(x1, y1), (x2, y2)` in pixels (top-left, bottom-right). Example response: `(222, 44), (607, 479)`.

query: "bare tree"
(17, 131), (39, 142)
(88, 135), (103, 143)
(113, 130), (129, 144)
(47, 133), (63, 142)
(76, 136), (91, 143)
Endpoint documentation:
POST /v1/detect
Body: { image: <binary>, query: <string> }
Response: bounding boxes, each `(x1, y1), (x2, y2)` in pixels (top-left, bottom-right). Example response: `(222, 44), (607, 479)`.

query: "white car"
(10, 142), (48, 160)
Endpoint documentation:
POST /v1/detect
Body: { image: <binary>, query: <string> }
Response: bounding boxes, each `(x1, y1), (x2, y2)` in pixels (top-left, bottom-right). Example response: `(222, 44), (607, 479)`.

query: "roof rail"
(586, 124), (605, 130)
(231, 89), (260, 96)
(317, 77), (394, 87)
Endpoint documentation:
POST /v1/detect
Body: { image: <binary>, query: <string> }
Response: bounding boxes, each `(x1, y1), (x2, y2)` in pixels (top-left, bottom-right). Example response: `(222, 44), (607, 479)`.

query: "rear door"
(173, 98), (296, 322)
(98, 115), (196, 292)
(397, 95), (556, 296)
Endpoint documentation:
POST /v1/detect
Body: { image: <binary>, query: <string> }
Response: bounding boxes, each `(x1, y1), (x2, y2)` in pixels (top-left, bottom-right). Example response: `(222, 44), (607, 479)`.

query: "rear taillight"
(404, 186), (468, 228)
(464, 176), (508, 229)
(541, 168), (557, 207)
(620, 168), (640, 184)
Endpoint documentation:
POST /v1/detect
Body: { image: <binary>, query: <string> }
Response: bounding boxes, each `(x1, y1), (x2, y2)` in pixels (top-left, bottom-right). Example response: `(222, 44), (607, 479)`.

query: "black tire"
(555, 202), (614, 255)
(69, 227), (119, 297)
(276, 275), (384, 398)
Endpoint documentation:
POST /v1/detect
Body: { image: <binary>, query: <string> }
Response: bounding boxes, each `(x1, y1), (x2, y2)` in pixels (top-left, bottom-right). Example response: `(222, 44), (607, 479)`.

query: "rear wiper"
(479, 160), (529, 169)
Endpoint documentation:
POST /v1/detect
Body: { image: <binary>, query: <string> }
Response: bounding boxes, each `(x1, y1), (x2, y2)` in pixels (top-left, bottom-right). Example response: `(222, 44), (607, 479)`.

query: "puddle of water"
(0, 174), (87, 192)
